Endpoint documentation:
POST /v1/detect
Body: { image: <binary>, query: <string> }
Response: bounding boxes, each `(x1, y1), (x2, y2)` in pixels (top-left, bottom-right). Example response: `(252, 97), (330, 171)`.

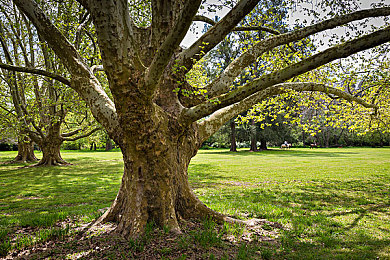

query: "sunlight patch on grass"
(0, 147), (389, 258)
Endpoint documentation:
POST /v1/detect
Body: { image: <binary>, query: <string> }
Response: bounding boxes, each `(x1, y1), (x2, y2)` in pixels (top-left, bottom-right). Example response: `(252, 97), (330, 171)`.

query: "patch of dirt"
(4, 218), (283, 259)
(223, 181), (255, 188)
(16, 196), (42, 200)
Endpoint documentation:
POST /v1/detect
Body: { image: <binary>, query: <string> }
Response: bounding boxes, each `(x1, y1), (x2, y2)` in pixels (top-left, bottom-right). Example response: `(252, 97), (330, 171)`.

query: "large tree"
(0, 1), (102, 165)
(2, 0), (390, 238)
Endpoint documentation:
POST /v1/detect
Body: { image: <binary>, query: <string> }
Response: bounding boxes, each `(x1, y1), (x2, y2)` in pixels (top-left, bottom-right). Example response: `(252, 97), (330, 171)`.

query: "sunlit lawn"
(0, 147), (389, 259)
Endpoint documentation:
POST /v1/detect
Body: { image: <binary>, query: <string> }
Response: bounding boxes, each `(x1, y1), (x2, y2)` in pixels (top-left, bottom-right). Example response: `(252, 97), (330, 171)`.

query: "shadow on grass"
(0, 160), (123, 229)
(200, 177), (389, 259)
(2, 148), (389, 259)
(10, 221), (247, 260)
(188, 163), (227, 189)
(330, 202), (390, 230)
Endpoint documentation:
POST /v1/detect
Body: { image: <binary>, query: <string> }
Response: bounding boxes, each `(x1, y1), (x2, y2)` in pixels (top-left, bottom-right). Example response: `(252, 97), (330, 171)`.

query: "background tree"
(200, 0), (289, 152)
(0, 2), (101, 165)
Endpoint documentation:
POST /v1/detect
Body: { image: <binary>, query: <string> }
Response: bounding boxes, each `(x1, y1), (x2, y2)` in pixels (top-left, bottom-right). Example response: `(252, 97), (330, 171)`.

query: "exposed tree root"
(28, 156), (71, 167)
(93, 178), (283, 240)
(1, 156), (37, 165)
(32, 159), (71, 167)
(11, 154), (38, 163)
(3, 146), (38, 164)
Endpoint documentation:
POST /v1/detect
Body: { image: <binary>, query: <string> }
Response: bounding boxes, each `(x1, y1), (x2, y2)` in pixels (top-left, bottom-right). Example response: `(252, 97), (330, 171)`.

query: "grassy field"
(0, 147), (389, 259)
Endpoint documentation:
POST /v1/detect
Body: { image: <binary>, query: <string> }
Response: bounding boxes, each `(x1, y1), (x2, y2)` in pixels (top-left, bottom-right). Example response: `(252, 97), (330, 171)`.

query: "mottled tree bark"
(96, 121), (236, 237)
(32, 123), (69, 166)
(36, 141), (67, 166)
(12, 135), (37, 163)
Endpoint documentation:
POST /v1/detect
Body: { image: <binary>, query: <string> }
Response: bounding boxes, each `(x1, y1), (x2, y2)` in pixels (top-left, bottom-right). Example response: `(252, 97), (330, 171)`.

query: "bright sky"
(181, 0), (390, 50)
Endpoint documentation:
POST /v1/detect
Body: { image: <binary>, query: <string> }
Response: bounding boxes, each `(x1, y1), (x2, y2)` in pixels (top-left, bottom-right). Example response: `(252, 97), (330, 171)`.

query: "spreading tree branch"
(0, 104), (17, 118)
(74, 12), (90, 50)
(145, 0), (202, 92)
(198, 82), (377, 142)
(62, 126), (102, 141)
(91, 65), (104, 74)
(178, 0), (261, 72)
(0, 62), (71, 86)
(181, 25), (390, 123)
(61, 128), (82, 138)
(206, 7), (390, 98)
(0, 31), (25, 118)
(81, 0), (143, 73)
(193, 15), (280, 34)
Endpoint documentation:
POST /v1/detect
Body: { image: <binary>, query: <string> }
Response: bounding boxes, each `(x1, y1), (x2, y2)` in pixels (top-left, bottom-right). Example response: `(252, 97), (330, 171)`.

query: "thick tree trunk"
(96, 120), (235, 238)
(35, 139), (68, 166)
(230, 121), (237, 152)
(12, 136), (37, 163)
(249, 119), (257, 152)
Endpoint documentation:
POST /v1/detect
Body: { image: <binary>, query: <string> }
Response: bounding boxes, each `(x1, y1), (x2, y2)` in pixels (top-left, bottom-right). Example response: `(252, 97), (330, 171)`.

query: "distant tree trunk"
(36, 140), (66, 166)
(325, 128), (330, 148)
(317, 136), (322, 148)
(334, 128), (345, 146)
(33, 123), (70, 166)
(259, 136), (267, 150)
(105, 139), (113, 151)
(12, 135), (37, 163)
(249, 119), (258, 152)
(230, 121), (237, 152)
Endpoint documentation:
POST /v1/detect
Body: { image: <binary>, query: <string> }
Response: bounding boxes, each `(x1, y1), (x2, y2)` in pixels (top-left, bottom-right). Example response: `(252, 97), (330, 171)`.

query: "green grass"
(190, 148), (390, 259)
(1, 147), (389, 259)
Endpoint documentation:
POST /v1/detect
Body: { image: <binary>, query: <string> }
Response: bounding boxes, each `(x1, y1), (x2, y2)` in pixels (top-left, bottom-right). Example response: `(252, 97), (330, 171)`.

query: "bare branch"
(145, 0), (202, 92)
(0, 62), (71, 86)
(13, 0), (86, 74)
(62, 126), (102, 141)
(91, 65), (104, 74)
(0, 31), (25, 117)
(192, 15), (215, 25)
(61, 128), (82, 138)
(181, 25), (390, 123)
(20, 104), (45, 139)
(281, 82), (376, 108)
(207, 7), (390, 97)
(74, 12), (90, 50)
(178, 0), (261, 71)
(193, 15), (280, 34)
(0, 104), (17, 118)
